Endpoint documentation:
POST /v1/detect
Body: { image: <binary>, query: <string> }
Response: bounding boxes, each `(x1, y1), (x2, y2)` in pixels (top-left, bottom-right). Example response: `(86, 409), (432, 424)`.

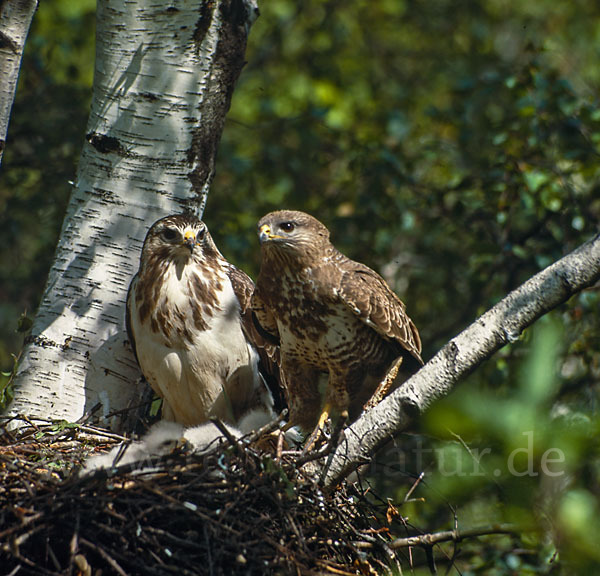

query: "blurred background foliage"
(1, 0), (599, 572)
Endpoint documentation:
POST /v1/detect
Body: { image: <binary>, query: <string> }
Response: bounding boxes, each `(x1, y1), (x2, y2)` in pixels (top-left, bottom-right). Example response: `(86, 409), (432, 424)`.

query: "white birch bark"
(322, 232), (600, 489)
(5, 0), (258, 429)
(0, 0), (38, 166)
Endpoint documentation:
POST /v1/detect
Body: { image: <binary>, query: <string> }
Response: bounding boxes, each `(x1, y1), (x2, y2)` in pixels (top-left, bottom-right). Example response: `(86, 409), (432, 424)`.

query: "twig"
(79, 538), (128, 576)
(364, 356), (404, 411)
(144, 526), (207, 552)
(46, 542), (61, 572)
(276, 428), (285, 461)
(75, 425), (130, 442)
(204, 523), (214, 576)
(0, 512), (43, 540)
(389, 524), (518, 549)
(5, 551), (58, 576)
(69, 512), (80, 574)
(293, 443), (332, 468)
(141, 484), (243, 536)
(403, 471), (425, 504)
(75, 402), (103, 425)
(209, 418), (242, 454)
(0, 525), (45, 553)
(314, 560), (357, 575)
(242, 409), (289, 444)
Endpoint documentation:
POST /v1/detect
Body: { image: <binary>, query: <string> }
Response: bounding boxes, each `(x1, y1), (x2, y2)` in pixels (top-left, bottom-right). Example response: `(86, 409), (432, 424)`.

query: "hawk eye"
(196, 227), (206, 242)
(161, 227), (178, 241)
(280, 222), (295, 233)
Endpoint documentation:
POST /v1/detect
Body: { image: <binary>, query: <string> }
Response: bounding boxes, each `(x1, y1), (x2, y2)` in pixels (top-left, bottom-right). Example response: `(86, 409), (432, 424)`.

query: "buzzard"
(127, 213), (277, 426)
(252, 210), (423, 434)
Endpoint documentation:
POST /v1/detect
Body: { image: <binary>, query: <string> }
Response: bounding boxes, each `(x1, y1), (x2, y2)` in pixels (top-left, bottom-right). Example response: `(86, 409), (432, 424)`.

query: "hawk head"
(257, 210), (331, 266)
(139, 213), (221, 273)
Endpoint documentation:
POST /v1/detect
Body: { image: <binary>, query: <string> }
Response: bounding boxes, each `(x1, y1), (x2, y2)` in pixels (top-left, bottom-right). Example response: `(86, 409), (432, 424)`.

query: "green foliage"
(0, 353), (18, 409)
(400, 315), (600, 573)
(1, 0), (599, 572)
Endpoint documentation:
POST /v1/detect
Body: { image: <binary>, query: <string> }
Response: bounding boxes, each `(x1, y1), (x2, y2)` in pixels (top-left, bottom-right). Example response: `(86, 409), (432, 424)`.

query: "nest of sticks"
(0, 416), (409, 576)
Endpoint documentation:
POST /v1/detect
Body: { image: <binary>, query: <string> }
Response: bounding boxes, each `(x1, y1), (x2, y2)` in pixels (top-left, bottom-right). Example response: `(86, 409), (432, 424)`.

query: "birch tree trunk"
(5, 0), (258, 429)
(0, 0), (38, 167)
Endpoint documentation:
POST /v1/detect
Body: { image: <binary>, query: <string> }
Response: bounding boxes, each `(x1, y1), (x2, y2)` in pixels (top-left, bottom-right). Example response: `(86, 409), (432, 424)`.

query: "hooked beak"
(259, 223), (284, 244)
(258, 224), (271, 244)
(183, 229), (196, 252)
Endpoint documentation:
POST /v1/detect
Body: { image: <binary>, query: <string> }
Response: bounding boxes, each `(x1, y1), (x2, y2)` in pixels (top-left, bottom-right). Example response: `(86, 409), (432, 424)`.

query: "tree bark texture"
(6, 0), (258, 429)
(0, 0), (38, 167)
(322, 233), (600, 489)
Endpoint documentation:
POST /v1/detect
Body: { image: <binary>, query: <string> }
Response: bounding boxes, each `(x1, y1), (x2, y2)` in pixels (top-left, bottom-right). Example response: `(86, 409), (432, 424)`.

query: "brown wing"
(125, 273), (141, 365)
(226, 264), (285, 411)
(249, 280), (280, 347)
(338, 260), (423, 366)
(226, 263), (254, 317)
(226, 264), (278, 349)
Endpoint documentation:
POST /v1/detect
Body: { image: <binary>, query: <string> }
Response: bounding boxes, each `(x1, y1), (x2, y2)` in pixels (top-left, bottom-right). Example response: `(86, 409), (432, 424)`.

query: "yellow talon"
(302, 404), (332, 453)
(317, 404), (331, 431)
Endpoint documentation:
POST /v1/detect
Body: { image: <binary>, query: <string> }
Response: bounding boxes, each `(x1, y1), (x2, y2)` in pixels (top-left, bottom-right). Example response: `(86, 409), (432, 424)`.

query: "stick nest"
(1, 419), (402, 575)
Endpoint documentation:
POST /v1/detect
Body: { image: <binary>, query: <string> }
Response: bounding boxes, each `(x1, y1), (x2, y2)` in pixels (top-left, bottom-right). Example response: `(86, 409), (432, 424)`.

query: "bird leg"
(302, 403), (331, 454)
(249, 410), (293, 453)
(364, 356), (404, 411)
(319, 410), (348, 484)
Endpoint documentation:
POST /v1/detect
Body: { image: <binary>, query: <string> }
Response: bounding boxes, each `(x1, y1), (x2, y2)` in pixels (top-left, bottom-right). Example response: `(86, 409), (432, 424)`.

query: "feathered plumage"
(127, 213), (279, 426)
(252, 210), (423, 432)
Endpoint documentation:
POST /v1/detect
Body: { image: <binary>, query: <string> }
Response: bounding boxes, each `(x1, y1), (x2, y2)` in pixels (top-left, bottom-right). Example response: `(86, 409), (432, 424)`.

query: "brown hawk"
(127, 213), (279, 427)
(251, 210), (423, 434)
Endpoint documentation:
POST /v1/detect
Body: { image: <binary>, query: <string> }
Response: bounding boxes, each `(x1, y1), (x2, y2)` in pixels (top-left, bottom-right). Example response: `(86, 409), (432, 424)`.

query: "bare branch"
(323, 233), (600, 489)
(388, 523), (517, 549)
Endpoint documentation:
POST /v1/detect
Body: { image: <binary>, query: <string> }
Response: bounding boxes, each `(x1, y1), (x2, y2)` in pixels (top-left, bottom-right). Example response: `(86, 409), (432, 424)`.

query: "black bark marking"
(0, 30), (19, 53)
(25, 334), (61, 349)
(220, 0), (249, 27)
(86, 132), (127, 155)
(186, 0), (251, 208)
(193, 0), (216, 47)
(446, 341), (459, 375)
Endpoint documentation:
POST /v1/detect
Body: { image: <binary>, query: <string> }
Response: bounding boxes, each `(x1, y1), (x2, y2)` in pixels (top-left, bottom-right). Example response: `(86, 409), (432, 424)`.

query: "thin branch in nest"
(292, 411), (349, 471)
(203, 524), (214, 576)
(75, 401), (103, 425)
(68, 424), (130, 443)
(1, 524), (45, 554)
(209, 417), (242, 454)
(0, 512), (43, 541)
(79, 537), (128, 576)
(292, 443), (332, 468)
(242, 408), (289, 444)
(141, 483), (243, 536)
(275, 427), (285, 460)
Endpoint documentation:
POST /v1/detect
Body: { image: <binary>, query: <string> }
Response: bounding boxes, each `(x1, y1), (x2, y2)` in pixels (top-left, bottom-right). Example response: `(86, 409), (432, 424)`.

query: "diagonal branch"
(322, 233), (600, 490)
